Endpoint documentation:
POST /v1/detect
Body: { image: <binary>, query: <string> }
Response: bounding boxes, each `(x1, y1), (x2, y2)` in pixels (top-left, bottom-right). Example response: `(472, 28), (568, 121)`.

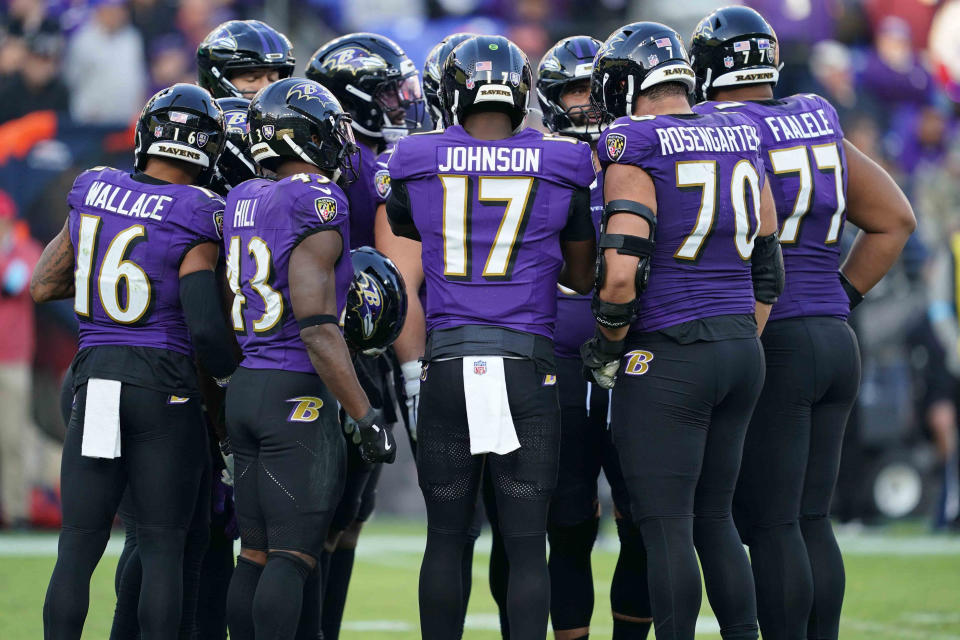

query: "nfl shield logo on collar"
(473, 360), (487, 375)
(724, 56), (735, 68)
(606, 133), (626, 162)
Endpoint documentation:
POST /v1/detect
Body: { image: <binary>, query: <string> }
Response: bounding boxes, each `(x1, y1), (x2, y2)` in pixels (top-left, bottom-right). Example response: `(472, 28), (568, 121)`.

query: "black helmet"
(246, 78), (357, 178)
(591, 22), (695, 119)
(689, 6), (779, 102)
(423, 33), (474, 127)
(197, 20), (295, 99)
(134, 83), (225, 184)
(209, 97), (258, 194)
(306, 33), (424, 143)
(343, 247), (407, 356)
(537, 35), (604, 141)
(440, 35), (532, 130)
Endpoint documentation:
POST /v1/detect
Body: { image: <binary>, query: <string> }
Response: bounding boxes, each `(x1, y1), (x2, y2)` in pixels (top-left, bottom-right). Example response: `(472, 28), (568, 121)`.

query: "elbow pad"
(179, 270), (238, 379)
(751, 233), (785, 305)
(595, 199), (656, 299)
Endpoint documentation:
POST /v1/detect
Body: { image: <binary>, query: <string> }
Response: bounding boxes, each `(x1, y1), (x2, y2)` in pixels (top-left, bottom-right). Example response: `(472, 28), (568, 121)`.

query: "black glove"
(343, 407), (397, 464)
(580, 328), (624, 390)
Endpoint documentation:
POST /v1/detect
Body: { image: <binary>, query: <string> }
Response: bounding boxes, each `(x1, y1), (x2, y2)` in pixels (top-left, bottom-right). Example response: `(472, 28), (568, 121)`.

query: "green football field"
(2, 519), (959, 639)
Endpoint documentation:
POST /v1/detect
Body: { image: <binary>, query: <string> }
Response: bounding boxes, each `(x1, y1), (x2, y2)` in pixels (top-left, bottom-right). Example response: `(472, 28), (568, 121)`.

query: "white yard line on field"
(0, 531), (959, 557)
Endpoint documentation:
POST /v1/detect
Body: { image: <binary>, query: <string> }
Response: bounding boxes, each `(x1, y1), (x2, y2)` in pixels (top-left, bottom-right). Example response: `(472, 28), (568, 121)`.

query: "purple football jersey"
(693, 95), (849, 321)
(223, 174), (353, 373)
(388, 125), (595, 339)
(554, 171), (603, 359)
(67, 167), (224, 355)
(345, 143), (381, 250)
(597, 112), (766, 333)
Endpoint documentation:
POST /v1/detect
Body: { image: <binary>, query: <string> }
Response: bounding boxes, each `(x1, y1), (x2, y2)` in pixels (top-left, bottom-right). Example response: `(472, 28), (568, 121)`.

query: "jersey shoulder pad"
(598, 116), (657, 167)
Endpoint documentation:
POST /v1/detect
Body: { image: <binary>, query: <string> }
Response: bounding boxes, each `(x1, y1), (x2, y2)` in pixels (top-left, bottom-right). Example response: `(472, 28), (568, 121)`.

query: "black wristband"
(297, 314), (339, 330)
(839, 272), (864, 310)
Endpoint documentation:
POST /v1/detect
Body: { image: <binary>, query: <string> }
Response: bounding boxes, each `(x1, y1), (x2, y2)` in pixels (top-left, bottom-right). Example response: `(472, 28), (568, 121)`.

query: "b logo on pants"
(286, 396), (324, 422)
(623, 349), (654, 376)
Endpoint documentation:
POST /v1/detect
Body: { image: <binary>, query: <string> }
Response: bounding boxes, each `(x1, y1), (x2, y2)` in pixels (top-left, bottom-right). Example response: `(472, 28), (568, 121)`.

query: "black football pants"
(734, 317), (860, 640)
(611, 334), (765, 640)
(43, 383), (207, 640)
(417, 358), (560, 640)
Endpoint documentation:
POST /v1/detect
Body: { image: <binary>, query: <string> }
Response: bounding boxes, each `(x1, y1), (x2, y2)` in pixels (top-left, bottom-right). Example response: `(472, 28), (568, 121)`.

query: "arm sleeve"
(386, 180), (421, 241)
(179, 270), (238, 379)
(560, 186), (594, 242)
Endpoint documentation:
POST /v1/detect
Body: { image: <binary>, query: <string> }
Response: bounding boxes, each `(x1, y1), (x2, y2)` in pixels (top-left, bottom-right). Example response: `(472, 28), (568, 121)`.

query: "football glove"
(580, 329), (624, 390)
(219, 438), (235, 487)
(343, 407), (397, 464)
(400, 360), (421, 441)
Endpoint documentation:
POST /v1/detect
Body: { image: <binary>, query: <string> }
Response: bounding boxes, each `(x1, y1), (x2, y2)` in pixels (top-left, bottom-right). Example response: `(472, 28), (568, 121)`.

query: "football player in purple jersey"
(537, 35), (653, 640)
(690, 7), (916, 640)
(305, 32), (425, 640)
(220, 78), (395, 640)
(386, 34), (596, 639)
(197, 20), (295, 100)
(585, 22), (783, 640)
(31, 83), (238, 639)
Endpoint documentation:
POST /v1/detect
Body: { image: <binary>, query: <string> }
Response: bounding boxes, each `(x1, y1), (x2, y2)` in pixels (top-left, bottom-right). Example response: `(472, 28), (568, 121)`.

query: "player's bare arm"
(559, 238), (595, 295)
(375, 201), (425, 363)
(840, 138), (917, 301)
(30, 219), (74, 303)
(597, 162), (656, 343)
(289, 229), (371, 420)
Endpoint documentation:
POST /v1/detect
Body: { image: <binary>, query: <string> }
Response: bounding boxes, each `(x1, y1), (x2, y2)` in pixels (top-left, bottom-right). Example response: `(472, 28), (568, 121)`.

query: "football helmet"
(343, 247), (407, 356)
(422, 33), (474, 127)
(134, 83), (225, 184)
(306, 33), (425, 143)
(689, 6), (780, 102)
(592, 22), (695, 119)
(246, 78), (357, 178)
(197, 20), (295, 99)
(209, 97), (258, 194)
(537, 35), (604, 141)
(440, 35), (532, 130)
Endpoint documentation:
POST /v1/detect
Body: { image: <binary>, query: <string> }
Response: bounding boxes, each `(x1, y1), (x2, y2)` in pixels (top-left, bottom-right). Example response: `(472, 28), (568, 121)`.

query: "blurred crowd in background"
(1, 0), (959, 532)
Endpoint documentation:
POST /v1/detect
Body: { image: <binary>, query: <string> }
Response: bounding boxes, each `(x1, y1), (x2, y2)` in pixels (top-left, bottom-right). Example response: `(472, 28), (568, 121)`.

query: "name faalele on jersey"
(223, 174), (354, 373)
(694, 94), (850, 321)
(67, 167), (224, 355)
(388, 125), (595, 340)
(598, 112), (767, 334)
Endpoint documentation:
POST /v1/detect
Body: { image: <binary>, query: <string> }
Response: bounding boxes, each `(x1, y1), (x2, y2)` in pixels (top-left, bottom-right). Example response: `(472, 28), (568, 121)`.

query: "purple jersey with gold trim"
(388, 125), (595, 339)
(554, 171), (603, 358)
(67, 167), (224, 355)
(694, 94), (849, 321)
(345, 143), (380, 249)
(223, 174), (353, 373)
(597, 112), (766, 333)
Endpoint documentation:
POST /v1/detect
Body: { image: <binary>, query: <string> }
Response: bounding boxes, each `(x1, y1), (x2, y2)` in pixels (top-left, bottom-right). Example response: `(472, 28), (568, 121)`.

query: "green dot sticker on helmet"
(489, 43), (499, 50)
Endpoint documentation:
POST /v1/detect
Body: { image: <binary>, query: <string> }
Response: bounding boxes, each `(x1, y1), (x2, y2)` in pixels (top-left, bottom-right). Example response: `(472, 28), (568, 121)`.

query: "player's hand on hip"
(344, 407), (397, 464)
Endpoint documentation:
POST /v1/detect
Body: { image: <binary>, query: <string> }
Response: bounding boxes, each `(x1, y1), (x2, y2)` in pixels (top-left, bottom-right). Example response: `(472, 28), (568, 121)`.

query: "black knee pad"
(547, 516), (599, 560)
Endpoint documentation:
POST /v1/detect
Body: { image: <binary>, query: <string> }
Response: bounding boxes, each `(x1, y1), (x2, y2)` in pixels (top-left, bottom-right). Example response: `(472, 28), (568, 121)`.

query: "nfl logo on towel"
(473, 360), (487, 375)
